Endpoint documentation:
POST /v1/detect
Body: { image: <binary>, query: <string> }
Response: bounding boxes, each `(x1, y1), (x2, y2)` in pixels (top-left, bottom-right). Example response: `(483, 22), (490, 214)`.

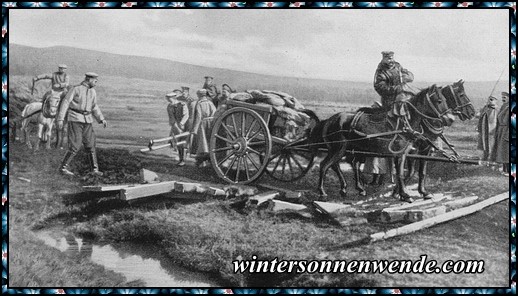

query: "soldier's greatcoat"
(476, 104), (497, 160)
(192, 97), (217, 156)
(490, 104), (509, 164)
(374, 62), (415, 108)
(35, 71), (70, 92)
(167, 100), (189, 136)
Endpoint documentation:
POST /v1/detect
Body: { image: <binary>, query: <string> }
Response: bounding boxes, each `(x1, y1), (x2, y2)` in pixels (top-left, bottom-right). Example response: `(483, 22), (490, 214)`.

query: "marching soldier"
(476, 96), (498, 161)
(56, 72), (107, 176)
(190, 89), (217, 168)
(166, 90), (189, 167)
(374, 51), (418, 125)
(202, 76), (220, 107)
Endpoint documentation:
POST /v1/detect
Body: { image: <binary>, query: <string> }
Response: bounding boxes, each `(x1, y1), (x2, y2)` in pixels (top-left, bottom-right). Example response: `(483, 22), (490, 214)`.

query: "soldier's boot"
(59, 151), (76, 176)
(89, 150), (104, 177)
(177, 148), (186, 167)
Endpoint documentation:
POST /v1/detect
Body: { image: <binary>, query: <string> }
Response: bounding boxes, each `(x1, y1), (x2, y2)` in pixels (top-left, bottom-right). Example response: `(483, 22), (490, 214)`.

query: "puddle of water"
(35, 230), (221, 287)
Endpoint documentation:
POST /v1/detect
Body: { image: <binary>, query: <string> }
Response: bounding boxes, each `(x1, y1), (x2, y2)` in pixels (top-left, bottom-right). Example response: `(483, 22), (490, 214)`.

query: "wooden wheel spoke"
(221, 122), (236, 140)
(241, 112), (246, 139)
(212, 146), (234, 153)
(217, 150), (236, 166)
(248, 141), (265, 147)
(248, 129), (264, 141)
(247, 147), (262, 157)
(225, 154), (238, 176)
(215, 134), (234, 144)
(245, 119), (257, 138)
(280, 155), (287, 176)
(231, 113), (239, 137)
(290, 153), (305, 171)
(235, 156), (242, 182)
(243, 155), (251, 180)
(245, 153), (260, 171)
(271, 153), (283, 173)
(287, 155), (295, 177)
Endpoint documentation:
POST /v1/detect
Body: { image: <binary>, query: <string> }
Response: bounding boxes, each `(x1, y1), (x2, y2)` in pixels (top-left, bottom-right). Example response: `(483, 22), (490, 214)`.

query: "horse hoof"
(422, 194), (433, 200)
(400, 196), (414, 203)
(359, 190), (367, 197)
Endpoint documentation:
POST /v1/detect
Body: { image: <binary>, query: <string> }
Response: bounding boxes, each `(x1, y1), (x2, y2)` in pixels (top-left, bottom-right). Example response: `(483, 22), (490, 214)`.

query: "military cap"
(58, 64), (68, 69)
(381, 51), (394, 58)
(501, 92), (509, 97)
(166, 90), (182, 98)
(85, 72), (99, 78)
(181, 86), (190, 91)
(488, 95), (497, 101)
(197, 89), (208, 97)
(204, 76), (214, 79)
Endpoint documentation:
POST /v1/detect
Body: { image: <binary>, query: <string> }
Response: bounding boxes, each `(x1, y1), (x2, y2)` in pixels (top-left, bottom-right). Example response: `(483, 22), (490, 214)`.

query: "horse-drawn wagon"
(143, 80), (476, 202)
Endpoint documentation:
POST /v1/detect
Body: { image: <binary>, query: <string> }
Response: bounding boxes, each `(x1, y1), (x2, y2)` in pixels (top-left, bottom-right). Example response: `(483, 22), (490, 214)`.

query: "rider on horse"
(374, 51), (419, 129)
(33, 64), (70, 101)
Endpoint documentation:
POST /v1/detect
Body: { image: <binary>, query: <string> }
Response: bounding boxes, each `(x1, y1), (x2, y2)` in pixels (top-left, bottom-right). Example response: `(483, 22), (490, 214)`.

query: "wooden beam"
(120, 181), (176, 201)
(370, 192), (508, 242)
(83, 184), (135, 192)
(249, 191), (280, 206)
(443, 195), (479, 211)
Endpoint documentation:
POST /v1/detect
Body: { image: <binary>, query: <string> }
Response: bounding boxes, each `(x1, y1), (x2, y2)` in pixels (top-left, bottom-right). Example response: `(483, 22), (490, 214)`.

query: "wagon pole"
(341, 149), (490, 166)
(488, 68), (505, 99)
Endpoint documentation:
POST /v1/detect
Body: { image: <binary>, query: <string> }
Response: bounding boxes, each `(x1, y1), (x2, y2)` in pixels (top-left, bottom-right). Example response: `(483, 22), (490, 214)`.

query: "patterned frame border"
(1, 2), (515, 294)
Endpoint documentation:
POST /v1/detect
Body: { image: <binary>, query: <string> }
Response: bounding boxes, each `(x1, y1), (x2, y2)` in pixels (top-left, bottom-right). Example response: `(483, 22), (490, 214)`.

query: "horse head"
(412, 84), (456, 127)
(440, 79), (475, 121)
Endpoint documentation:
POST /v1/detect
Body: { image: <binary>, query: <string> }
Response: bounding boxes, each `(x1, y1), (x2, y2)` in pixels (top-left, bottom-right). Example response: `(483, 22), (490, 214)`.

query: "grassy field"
(8, 74), (510, 288)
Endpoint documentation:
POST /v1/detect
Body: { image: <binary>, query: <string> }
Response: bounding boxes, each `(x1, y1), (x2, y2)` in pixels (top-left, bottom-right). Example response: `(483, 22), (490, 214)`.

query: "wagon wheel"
(266, 139), (315, 182)
(209, 107), (272, 184)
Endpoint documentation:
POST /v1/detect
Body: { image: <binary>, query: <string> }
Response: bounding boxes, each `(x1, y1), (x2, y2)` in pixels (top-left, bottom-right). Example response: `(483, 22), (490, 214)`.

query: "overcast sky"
(9, 9), (509, 82)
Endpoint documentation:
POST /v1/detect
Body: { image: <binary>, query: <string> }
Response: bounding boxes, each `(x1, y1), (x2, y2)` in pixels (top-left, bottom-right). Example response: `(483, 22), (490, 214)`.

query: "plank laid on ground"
(313, 201), (351, 215)
(249, 191), (280, 206)
(370, 192), (508, 242)
(381, 194), (449, 212)
(442, 195), (479, 211)
(120, 181), (176, 201)
(379, 197), (451, 223)
(83, 184), (135, 192)
(207, 187), (227, 197)
(257, 183), (306, 199)
(267, 200), (312, 218)
(314, 201), (367, 225)
(174, 182), (202, 193)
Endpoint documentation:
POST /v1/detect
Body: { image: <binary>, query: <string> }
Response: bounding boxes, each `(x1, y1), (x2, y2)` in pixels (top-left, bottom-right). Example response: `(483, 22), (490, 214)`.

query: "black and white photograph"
(5, 4), (514, 292)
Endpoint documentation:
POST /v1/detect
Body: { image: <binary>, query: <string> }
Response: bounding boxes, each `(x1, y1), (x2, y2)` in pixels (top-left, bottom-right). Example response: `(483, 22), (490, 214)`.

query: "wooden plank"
(140, 169), (160, 184)
(174, 182), (202, 193)
(83, 184), (135, 192)
(338, 217), (369, 227)
(207, 187), (227, 197)
(249, 191), (280, 206)
(313, 201), (351, 215)
(257, 184), (305, 199)
(270, 200), (308, 212)
(443, 195), (479, 211)
(120, 181), (176, 201)
(381, 194), (449, 212)
(370, 192), (508, 242)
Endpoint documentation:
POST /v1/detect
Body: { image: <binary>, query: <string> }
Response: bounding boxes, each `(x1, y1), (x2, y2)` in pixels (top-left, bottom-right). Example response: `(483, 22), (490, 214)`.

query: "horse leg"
(396, 149), (413, 203)
(35, 123), (44, 151)
(44, 121), (53, 150)
(318, 147), (344, 199)
(352, 158), (367, 196)
(331, 162), (348, 197)
(21, 119), (32, 149)
(418, 149), (433, 199)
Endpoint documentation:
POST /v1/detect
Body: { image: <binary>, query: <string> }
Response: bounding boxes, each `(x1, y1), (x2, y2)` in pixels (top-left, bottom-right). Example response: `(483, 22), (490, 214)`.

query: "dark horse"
(308, 80), (474, 202)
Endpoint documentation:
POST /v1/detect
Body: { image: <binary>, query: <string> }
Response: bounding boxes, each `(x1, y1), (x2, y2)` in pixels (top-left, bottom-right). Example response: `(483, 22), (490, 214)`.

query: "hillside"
(9, 44), (507, 108)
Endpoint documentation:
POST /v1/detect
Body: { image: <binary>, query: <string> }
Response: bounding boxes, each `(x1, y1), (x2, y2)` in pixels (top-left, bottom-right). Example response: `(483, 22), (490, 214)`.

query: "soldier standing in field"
(166, 90), (189, 167)
(374, 51), (418, 126)
(181, 86), (198, 156)
(202, 76), (220, 107)
(490, 92), (510, 176)
(190, 89), (217, 168)
(476, 96), (498, 161)
(56, 72), (107, 176)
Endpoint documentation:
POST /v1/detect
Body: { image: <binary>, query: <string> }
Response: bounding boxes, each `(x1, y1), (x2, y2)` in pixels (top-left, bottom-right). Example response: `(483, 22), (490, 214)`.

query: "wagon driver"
(57, 72), (107, 176)
(374, 51), (419, 127)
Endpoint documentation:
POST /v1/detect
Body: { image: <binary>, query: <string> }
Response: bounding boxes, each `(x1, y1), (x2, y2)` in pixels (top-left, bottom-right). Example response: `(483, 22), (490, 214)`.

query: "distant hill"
(9, 44), (507, 108)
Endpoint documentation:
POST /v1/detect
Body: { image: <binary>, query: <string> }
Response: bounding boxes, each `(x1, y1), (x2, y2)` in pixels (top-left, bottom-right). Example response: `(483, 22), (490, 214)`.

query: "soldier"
(490, 92), (510, 176)
(190, 89), (217, 168)
(181, 86), (198, 156)
(476, 96), (498, 161)
(56, 72), (107, 176)
(202, 76), (220, 107)
(374, 51), (418, 126)
(166, 90), (189, 167)
(33, 64), (70, 100)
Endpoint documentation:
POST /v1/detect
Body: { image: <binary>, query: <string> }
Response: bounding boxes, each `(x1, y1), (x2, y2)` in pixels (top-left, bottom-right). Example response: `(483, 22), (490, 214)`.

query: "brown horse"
(308, 82), (471, 202)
